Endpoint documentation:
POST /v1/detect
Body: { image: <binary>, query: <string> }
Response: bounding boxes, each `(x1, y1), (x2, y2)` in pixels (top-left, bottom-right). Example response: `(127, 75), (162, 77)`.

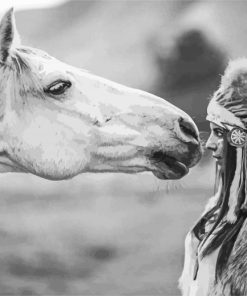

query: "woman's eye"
(214, 130), (223, 138)
(45, 80), (71, 96)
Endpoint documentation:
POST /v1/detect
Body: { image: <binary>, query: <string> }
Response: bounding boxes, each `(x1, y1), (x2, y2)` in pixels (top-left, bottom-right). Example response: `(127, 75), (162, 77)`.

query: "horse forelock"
(2, 47), (47, 100)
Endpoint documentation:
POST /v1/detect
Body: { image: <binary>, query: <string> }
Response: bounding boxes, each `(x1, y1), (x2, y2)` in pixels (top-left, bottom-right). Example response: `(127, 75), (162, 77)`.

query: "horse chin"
(0, 162), (26, 173)
(152, 169), (187, 180)
(0, 153), (26, 173)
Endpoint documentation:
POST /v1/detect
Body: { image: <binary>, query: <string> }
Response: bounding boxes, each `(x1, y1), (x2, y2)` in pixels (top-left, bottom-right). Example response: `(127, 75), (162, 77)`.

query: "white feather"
(226, 147), (242, 223)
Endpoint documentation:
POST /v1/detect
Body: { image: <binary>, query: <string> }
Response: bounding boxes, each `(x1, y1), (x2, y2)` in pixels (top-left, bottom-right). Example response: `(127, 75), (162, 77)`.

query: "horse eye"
(45, 80), (71, 95)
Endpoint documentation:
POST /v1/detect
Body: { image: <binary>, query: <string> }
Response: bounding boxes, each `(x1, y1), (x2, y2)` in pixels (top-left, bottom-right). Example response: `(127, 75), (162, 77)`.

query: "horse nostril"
(178, 117), (199, 141)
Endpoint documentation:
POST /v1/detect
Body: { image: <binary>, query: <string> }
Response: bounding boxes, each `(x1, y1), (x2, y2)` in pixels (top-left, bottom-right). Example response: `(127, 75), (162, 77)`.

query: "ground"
(0, 162), (214, 295)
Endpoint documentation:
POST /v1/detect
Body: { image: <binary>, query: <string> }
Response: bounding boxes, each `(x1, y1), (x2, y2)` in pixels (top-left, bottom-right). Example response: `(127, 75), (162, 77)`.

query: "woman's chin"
(215, 159), (224, 168)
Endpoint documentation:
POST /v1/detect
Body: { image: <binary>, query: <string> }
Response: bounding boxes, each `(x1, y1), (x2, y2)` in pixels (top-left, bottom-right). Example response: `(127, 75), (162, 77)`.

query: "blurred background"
(0, 0), (245, 295)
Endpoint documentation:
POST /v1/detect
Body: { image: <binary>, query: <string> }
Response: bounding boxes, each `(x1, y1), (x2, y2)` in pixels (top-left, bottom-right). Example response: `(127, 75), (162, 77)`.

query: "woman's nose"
(206, 139), (217, 151)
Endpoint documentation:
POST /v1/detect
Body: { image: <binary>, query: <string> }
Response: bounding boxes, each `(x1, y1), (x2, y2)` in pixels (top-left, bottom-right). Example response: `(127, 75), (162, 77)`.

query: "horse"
(0, 8), (201, 182)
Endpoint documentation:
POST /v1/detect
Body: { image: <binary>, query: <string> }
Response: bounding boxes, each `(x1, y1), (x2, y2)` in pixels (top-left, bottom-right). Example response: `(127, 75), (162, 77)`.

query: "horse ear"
(0, 8), (21, 63)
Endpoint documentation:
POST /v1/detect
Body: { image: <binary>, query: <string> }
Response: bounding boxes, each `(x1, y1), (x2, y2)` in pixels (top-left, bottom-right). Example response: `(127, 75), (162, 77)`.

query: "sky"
(0, 0), (66, 13)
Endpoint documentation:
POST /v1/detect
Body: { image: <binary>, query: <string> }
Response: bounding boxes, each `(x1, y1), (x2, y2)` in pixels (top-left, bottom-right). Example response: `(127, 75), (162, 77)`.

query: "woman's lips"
(213, 156), (223, 164)
(213, 155), (222, 159)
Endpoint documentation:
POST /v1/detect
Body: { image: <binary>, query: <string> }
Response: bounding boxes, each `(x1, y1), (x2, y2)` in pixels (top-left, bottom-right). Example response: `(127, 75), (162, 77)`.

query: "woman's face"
(206, 122), (225, 167)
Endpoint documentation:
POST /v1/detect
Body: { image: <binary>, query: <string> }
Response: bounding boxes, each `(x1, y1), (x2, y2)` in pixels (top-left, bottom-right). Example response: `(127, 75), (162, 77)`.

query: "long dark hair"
(192, 131), (247, 281)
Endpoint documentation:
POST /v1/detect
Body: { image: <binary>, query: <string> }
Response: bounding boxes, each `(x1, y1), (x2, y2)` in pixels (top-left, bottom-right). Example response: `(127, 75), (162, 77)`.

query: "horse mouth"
(150, 151), (189, 180)
(0, 152), (28, 173)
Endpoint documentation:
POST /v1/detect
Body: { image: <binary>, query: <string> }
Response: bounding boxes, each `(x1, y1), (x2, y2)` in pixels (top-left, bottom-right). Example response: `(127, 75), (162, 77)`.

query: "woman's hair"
(192, 131), (247, 281)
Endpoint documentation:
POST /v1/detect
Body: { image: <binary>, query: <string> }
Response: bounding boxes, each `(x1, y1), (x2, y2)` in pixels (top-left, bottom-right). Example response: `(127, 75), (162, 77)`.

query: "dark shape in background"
(155, 29), (226, 92)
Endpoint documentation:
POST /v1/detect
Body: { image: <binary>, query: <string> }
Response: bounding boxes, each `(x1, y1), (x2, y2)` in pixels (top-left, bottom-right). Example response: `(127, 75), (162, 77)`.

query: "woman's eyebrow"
(213, 128), (224, 132)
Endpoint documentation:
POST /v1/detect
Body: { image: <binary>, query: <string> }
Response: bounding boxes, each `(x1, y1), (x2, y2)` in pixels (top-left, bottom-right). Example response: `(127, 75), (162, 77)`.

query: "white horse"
(0, 8), (201, 181)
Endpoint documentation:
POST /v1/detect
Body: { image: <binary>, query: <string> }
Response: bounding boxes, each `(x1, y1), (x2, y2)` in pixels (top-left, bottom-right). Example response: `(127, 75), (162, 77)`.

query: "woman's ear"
(0, 8), (21, 63)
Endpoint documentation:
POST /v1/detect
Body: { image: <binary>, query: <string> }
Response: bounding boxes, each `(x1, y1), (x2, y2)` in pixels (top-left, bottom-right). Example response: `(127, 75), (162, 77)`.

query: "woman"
(179, 58), (247, 296)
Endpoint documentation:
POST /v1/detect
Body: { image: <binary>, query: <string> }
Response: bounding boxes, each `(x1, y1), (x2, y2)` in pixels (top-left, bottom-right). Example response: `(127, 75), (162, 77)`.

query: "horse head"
(0, 8), (201, 180)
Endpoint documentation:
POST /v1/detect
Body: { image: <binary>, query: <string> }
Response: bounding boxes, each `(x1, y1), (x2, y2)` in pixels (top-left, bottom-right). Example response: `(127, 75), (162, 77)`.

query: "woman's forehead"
(210, 122), (224, 130)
